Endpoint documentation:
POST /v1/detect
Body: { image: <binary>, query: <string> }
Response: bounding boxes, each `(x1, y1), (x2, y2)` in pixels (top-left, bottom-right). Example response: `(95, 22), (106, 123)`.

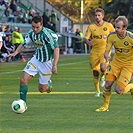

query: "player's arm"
(8, 44), (24, 57)
(0, 41), (2, 50)
(104, 34), (113, 63)
(84, 25), (93, 46)
(84, 38), (93, 46)
(52, 48), (59, 74)
(8, 33), (32, 57)
(104, 50), (111, 63)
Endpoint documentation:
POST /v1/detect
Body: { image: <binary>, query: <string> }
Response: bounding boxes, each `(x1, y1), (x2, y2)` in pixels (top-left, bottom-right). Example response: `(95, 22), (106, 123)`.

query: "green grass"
(0, 55), (133, 133)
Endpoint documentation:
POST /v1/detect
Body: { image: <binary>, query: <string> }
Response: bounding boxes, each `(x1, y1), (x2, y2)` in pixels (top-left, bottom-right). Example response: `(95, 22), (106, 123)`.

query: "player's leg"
(115, 69), (133, 95)
(38, 60), (52, 93)
(21, 57), (38, 102)
(100, 63), (106, 87)
(90, 54), (100, 97)
(129, 74), (133, 98)
(20, 72), (32, 102)
(96, 63), (117, 111)
(100, 56), (108, 87)
(93, 70), (100, 97)
(96, 74), (115, 112)
(38, 79), (52, 93)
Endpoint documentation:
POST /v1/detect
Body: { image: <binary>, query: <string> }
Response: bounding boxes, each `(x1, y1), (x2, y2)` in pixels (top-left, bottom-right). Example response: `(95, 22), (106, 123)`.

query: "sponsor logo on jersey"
(103, 35), (107, 39)
(35, 41), (43, 48)
(93, 35), (102, 39)
(123, 49), (129, 53)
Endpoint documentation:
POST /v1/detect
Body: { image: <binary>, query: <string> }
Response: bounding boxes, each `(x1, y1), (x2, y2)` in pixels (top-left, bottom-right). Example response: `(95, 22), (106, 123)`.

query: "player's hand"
(87, 40), (93, 46)
(52, 65), (58, 74)
(7, 53), (16, 57)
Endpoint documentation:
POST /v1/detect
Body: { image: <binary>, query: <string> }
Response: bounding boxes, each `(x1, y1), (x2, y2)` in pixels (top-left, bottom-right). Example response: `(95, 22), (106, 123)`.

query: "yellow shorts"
(106, 60), (133, 88)
(90, 53), (107, 70)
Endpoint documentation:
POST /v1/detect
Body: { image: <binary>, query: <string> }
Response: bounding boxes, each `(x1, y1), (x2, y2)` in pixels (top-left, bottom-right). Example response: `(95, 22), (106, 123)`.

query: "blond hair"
(115, 16), (128, 28)
(94, 8), (104, 15)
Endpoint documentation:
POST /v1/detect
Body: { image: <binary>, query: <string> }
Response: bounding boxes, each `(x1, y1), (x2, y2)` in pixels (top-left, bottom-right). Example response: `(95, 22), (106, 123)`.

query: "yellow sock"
(100, 71), (106, 78)
(93, 77), (100, 92)
(123, 83), (133, 94)
(103, 90), (112, 109)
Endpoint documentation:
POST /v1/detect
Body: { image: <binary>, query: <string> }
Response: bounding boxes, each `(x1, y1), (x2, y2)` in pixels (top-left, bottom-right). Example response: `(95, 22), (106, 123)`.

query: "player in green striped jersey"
(8, 15), (59, 105)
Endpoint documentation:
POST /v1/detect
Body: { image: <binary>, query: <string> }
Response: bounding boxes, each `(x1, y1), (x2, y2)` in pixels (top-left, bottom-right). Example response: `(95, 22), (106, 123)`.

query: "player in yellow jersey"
(96, 16), (133, 112)
(84, 8), (115, 97)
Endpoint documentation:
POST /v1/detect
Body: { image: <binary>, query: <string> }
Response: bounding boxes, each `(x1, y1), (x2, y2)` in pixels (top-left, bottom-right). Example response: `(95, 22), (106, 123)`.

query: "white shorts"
(23, 56), (52, 85)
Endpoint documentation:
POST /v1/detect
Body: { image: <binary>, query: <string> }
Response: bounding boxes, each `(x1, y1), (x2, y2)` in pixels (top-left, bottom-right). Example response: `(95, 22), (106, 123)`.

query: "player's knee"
(100, 63), (107, 72)
(93, 70), (99, 77)
(114, 87), (123, 94)
(105, 83), (112, 89)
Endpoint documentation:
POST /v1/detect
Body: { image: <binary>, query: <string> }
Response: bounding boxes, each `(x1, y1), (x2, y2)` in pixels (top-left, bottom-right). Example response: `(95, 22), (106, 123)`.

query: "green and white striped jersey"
(22, 27), (58, 62)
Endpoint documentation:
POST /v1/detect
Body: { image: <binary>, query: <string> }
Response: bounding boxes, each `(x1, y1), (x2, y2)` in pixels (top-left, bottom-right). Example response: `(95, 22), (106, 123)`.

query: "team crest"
(103, 27), (107, 31)
(124, 41), (129, 46)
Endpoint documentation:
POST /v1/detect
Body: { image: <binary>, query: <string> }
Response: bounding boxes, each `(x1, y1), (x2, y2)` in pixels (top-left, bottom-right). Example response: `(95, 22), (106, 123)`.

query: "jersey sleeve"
(45, 28), (59, 49)
(106, 34), (113, 51)
(22, 33), (32, 48)
(109, 23), (115, 33)
(85, 25), (91, 39)
(50, 32), (58, 49)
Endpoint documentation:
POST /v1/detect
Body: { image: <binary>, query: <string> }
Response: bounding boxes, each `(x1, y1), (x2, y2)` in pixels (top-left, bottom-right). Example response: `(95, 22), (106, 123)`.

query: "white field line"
(0, 61), (88, 75)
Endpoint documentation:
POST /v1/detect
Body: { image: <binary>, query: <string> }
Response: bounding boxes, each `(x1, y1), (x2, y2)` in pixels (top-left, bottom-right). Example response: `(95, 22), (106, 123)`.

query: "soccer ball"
(11, 99), (27, 114)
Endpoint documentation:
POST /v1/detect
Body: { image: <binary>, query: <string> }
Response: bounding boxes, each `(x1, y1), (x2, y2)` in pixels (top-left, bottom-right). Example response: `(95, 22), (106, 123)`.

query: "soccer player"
(8, 15), (59, 105)
(96, 16), (133, 112)
(84, 8), (115, 97)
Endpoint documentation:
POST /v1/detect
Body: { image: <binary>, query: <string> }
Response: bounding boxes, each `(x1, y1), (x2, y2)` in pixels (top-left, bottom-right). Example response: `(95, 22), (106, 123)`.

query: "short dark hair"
(32, 15), (43, 23)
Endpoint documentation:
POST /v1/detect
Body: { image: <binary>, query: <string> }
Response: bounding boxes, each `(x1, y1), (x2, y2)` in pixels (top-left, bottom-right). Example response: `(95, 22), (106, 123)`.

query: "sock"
(100, 71), (106, 78)
(123, 83), (133, 94)
(103, 89), (112, 109)
(93, 77), (100, 92)
(47, 80), (52, 93)
(19, 85), (28, 102)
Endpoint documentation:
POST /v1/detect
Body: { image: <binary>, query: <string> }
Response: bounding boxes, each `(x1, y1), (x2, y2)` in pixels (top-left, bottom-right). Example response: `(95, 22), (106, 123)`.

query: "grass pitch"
(0, 55), (133, 133)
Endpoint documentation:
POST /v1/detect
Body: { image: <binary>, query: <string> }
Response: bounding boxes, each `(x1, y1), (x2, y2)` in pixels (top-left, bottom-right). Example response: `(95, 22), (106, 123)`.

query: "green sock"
(19, 85), (28, 102)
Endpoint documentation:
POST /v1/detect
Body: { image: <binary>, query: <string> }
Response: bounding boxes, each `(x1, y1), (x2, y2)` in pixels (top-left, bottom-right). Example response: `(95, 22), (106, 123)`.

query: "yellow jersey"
(106, 31), (133, 64)
(85, 21), (114, 53)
